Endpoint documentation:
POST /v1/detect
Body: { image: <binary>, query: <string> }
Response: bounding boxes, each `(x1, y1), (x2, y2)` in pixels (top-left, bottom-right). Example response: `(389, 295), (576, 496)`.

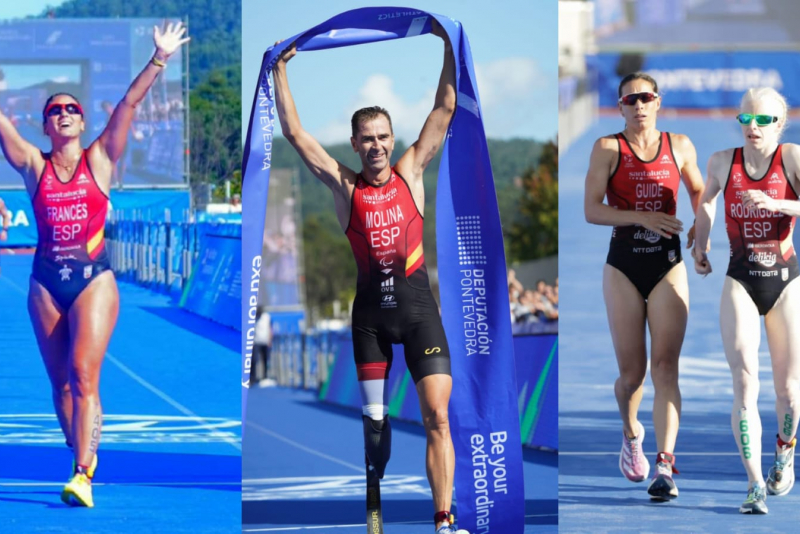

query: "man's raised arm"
(396, 21), (457, 181)
(273, 43), (352, 194)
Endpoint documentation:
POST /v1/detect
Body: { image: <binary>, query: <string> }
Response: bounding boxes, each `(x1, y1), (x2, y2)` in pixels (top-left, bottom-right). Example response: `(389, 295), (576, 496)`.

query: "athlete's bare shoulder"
(668, 133), (696, 155)
(594, 134), (619, 151)
(707, 148), (736, 185)
(779, 143), (800, 181)
(588, 135), (619, 169)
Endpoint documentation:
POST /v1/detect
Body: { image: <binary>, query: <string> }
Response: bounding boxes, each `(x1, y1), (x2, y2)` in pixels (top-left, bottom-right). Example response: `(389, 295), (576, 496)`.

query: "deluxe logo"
(634, 228), (661, 244)
(749, 251), (777, 267)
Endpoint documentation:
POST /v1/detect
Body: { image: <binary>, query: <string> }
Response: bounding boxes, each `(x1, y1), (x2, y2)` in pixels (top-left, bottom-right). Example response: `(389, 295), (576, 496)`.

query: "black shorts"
(32, 253), (110, 310)
(352, 285), (450, 384)
(727, 255), (800, 315)
(606, 236), (682, 299)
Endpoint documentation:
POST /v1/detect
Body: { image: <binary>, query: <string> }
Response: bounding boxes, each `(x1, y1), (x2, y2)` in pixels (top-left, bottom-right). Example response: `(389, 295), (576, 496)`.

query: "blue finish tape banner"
(0, 190), (189, 247)
(241, 7), (523, 530)
(180, 230), (242, 330)
(591, 51), (800, 109)
(319, 333), (558, 450)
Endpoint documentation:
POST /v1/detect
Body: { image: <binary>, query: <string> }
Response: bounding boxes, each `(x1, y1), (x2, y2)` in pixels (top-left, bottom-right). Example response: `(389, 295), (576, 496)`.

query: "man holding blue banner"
(273, 21), (467, 534)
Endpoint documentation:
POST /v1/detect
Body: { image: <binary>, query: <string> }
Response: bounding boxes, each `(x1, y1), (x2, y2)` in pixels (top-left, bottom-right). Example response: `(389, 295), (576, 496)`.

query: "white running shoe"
(619, 421), (650, 482)
(740, 483), (768, 514)
(767, 436), (796, 496)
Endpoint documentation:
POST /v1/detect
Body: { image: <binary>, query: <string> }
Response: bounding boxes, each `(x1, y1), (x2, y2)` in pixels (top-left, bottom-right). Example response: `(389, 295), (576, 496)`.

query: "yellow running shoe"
(61, 472), (94, 508)
(71, 454), (98, 479)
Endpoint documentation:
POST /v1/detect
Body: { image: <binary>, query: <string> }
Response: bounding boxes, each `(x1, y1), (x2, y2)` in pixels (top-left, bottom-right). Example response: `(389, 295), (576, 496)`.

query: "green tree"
(189, 67), (242, 196)
(508, 140), (558, 261)
(302, 212), (357, 316)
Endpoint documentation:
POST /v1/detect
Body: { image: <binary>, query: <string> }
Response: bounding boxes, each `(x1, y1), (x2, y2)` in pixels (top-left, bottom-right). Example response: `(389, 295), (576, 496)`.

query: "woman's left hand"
(154, 21), (191, 60)
(742, 189), (780, 213)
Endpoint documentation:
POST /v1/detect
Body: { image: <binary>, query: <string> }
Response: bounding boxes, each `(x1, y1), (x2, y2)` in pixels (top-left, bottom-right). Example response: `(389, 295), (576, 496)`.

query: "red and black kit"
(31, 151), (111, 310)
(724, 145), (799, 315)
(606, 132), (683, 298)
(345, 167), (450, 384)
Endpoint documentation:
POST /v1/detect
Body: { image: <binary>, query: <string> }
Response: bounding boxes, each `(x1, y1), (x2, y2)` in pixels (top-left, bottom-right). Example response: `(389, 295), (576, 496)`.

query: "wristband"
(151, 56), (166, 68)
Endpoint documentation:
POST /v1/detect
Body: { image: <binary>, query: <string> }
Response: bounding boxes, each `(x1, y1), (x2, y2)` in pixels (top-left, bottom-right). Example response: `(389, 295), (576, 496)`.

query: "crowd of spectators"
(509, 269), (558, 334)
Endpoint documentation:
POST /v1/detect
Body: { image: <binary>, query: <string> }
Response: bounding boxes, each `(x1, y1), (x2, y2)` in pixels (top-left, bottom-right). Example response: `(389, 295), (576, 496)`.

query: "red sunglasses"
(618, 92), (659, 106)
(44, 102), (84, 118)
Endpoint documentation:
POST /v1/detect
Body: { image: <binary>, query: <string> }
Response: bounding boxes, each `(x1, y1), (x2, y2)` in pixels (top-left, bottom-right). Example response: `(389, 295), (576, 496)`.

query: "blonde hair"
(740, 87), (789, 138)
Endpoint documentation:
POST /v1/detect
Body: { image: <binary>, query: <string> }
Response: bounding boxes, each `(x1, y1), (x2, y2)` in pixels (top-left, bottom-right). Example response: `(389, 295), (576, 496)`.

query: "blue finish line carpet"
(242, 387), (556, 533)
(559, 116), (800, 532)
(0, 255), (241, 533)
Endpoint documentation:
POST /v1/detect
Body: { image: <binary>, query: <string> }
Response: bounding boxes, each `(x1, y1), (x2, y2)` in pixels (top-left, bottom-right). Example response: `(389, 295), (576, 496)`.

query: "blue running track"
(0, 254), (241, 533)
(243, 386), (557, 533)
(560, 116), (800, 532)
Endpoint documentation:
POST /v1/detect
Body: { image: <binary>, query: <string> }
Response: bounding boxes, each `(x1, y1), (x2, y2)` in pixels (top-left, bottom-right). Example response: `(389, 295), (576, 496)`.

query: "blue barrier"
(590, 51), (800, 109)
(273, 331), (558, 450)
(179, 224), (242, 330)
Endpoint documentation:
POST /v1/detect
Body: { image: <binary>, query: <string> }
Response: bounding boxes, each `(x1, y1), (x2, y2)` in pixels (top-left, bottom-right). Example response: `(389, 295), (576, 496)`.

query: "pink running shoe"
(619, 421), (650, 482)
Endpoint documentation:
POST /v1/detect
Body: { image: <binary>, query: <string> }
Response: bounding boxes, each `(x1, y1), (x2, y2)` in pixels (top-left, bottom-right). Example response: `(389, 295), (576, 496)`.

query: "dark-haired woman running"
(584, 72), (704, 501)
(0, 23), (189, 507)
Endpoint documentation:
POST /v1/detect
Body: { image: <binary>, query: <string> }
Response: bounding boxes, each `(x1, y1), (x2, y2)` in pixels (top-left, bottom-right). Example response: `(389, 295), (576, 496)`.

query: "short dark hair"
(351, 106), (393, 137)
(42, 92), (82, 123)
(618, 72), (658, 98)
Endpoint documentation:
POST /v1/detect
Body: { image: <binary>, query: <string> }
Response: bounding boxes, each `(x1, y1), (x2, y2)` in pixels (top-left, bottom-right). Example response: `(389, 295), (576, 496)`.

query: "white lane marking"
(0, 274), (241, 451)
(246, 421), (363, 473)
(243, 515), (556, 532)
(246, 421), (430, 497)
(560, 451), (745, 456)
(0, 274), (27, 296)
(106, 351), (241, 451)
(243, 475), (429, 501)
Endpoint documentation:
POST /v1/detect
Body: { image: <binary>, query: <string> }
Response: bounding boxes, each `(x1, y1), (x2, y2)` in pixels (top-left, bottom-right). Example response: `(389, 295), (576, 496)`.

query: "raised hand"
(154, 21), (191, 60)
(275, 40), (297, 67)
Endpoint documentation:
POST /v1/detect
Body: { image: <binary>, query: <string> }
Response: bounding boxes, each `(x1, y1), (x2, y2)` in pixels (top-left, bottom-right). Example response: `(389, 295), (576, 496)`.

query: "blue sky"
(0, 1), (65, 19)
(242, 1), (557, 145)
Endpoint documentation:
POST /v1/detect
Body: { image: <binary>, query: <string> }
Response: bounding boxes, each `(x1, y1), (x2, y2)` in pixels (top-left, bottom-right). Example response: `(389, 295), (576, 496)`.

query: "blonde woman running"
(694, 87), (800, 514)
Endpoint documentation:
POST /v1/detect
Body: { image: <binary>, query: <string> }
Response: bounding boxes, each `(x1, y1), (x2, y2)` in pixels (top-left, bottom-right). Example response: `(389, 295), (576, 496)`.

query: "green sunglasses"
(736, 113), (779, 126)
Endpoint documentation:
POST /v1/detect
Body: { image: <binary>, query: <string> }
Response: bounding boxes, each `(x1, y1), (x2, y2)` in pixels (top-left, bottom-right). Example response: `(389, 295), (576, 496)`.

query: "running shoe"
(60, 472), (94, 508)
(647, 452), (679, 501)
(71, 453), (98, 479)
(435, 523), (469, 534)
(740, 483), (768, 514)
(767, 436), (796, 496)
(619, 421), (649, 482)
